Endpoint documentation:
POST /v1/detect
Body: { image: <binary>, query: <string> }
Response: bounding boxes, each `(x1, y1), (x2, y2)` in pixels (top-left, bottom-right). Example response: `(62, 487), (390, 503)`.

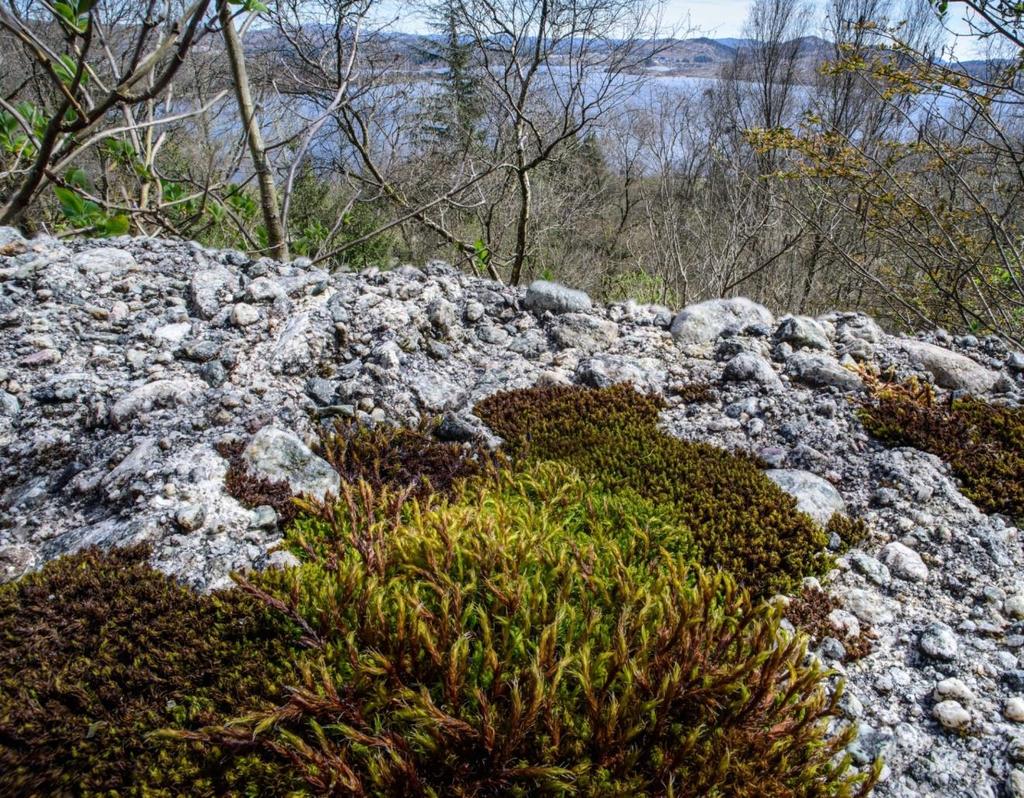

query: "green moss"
(0, 546), (302, 797)
(475, 384), (829, 596)
(859, 379), (1024, 520)
(200, 464), (877, 798)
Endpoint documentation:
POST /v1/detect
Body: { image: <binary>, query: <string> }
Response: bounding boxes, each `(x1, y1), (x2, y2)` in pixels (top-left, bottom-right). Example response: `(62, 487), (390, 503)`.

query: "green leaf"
(54, 186), (88, 219)
(97, 214), (130, 237)
(65, 167), (91, 190)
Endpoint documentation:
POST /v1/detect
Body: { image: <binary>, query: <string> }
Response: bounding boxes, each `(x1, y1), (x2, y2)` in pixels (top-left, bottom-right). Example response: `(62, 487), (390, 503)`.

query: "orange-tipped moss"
(195, 465), (879, 798)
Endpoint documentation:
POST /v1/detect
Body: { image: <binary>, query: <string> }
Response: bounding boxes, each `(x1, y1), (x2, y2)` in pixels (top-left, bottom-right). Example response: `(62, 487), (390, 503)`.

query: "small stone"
(933, 677), (974, 704)
(250, 505), (278, 529)
(266, 549), (300, 570)
(1010, 736), (1024, 763)
(722, 352), (783, 391)
(231, 303), (260, 327)
(1009, 769), (1024, 798)
(175, 503), (206, 532)
(242, 426), (340, 501)
(920, 622), (958, 661)
(464, 301), (486, 322)
(841, 587), (896, 625)
(933, 700), (971, 731)
(0, 544), (37, 583)
(765, 468), (846, 527)
(1006, 595), (1024, 620)
(881, 541), (929, 581)
(523, 280), (592, 315)
(1007, 697), (1024, 723)
(848, 551), (891, 586)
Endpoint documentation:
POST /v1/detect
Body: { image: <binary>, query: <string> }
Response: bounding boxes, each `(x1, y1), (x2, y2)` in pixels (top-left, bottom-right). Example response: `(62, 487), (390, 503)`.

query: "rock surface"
(2, 230), (1024, 796)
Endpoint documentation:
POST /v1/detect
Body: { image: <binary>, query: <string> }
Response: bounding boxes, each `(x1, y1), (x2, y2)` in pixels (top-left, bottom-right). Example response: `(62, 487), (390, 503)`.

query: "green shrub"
(475, 384), (829, 596)
(0, 546), (301, 797)
(859, 378), (1024, 520)
(198, 464), (877, 798)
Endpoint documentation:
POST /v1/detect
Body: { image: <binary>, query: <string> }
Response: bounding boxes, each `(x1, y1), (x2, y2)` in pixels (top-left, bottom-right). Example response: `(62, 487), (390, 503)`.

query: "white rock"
(933, 677), (974, 704)
(841, 587), (897, 625)
(881, 541), (929, 582)
(523, 280), (592, 315)
(1005, 595), (1024, 620)
(231, 302), (260, 327)
(1007, 697), (1024, 723)
(242, 426), (340, 501)
(898, 339), (1000, 394)
(933, 700), (972, 731)
(765, 468), (846, 527)
(670, 297), (773, 349)
(153, 322), (191, 344)
(920, 622), (959, 661)
(1009, 769), (1024, 798)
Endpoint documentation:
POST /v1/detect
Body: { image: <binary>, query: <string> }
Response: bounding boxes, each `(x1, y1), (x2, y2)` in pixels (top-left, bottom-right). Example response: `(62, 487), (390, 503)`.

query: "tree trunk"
(510, 167), (531, 286)
(218, 0), (288, 261)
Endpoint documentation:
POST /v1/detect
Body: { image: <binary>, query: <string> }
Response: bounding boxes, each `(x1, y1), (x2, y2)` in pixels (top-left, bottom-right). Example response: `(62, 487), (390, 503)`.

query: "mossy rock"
(859, 379), (1024, 521)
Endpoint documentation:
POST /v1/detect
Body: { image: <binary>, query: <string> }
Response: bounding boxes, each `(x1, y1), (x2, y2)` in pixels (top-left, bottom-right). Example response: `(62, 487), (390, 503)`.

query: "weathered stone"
(765, 468), (846, 526)
(899, 339), (1001, 393)
(523, 280), (592, 315)
(241, 426), (339, 501)
(785, 351), (864, 391)
(670, 298), (774, 349)
(722, 352), (782, 391)
(775, 315), (830, 350)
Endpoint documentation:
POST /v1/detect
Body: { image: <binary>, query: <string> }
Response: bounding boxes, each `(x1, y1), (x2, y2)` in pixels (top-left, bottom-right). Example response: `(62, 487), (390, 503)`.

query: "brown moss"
(217, 439), (300, 527)
(316, 418), (491, 500)
(859, 378), (1024, 520)
(0, 546), (301, 797)
(787, 586), (874, 662)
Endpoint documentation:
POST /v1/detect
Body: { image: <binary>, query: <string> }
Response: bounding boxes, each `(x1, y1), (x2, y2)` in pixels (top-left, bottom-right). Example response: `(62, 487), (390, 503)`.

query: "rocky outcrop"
(2, 230), (1024, 797)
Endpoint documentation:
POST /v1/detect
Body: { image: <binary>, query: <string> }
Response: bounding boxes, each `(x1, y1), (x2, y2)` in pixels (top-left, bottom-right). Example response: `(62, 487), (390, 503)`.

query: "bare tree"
(0, 0), (214, 228)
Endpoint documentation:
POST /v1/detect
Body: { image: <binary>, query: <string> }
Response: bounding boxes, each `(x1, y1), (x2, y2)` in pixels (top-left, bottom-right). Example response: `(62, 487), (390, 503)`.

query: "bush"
(475, 384), (829, 596)
(859, 378), (1024, 521)
(0, 546), (301, 797)
(200, 464), (877, 797)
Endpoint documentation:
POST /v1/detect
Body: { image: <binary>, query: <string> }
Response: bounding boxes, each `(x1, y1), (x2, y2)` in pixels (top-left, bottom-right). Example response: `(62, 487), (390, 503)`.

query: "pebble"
(933, 700), (972, 731)
(920, 622), (959, 661)
(1008, 697), (1024, 723)
(231, 303), (259, 327)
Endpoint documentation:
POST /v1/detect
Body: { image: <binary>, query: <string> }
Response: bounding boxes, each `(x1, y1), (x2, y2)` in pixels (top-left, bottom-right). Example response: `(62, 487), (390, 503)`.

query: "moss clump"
(786, 586), (874, 662)
(475, 384), (829, 596)
(317, 418), (489, 500)
(218, 438), (301, 527)
(199, 464), (877, 798)
(859, 379), (1024, 520)
(0, 546), (301, 797)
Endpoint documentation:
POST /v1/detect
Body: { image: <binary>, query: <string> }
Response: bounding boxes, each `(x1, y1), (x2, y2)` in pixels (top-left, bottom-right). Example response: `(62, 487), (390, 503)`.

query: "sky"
(379, 1), (989, 57)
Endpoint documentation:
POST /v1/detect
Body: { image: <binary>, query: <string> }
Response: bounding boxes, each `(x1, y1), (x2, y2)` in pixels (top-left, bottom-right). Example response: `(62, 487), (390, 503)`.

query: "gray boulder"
(722, 352), (783, 391)
(898, 339), (1000, 394)
(775, 315), (831, 350)
(549, 313), (619, 353)
(242, 426), (340, 501)
(670, 298), (774, 349)
(523, 280), (592, 315)
(785, 351), (864, 391)
(765, 468), (846, 526)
